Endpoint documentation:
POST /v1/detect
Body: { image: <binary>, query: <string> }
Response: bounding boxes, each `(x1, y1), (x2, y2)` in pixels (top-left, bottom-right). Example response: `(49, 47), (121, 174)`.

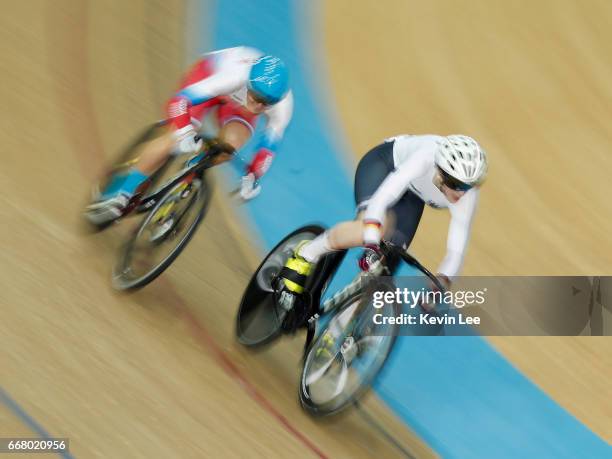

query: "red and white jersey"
(178, 47), (293, 148)
(364, 135), (480, 278)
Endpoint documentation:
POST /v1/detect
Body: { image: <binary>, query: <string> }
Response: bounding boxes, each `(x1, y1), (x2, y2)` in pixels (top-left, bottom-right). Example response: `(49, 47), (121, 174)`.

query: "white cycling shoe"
(84, 193), (132, 226)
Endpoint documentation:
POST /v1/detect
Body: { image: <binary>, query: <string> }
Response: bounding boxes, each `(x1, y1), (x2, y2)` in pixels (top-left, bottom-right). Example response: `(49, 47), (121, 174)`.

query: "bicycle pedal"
(149, 217), (175, 243)
(340, 337), (358, 362)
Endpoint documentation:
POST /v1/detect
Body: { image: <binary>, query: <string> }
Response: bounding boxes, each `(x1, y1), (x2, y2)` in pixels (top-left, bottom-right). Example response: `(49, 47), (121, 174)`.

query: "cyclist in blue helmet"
(248, 55), (289, 105)
(86, 47), (293, 225)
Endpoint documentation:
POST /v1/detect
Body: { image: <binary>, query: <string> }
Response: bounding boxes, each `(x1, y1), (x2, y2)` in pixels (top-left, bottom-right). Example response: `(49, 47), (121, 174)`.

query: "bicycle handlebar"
(379, 240), (447, 293)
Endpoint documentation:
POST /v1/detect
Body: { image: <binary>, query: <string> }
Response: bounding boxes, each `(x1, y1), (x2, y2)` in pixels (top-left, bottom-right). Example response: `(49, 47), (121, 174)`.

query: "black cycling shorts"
(354, 140), (424, 249)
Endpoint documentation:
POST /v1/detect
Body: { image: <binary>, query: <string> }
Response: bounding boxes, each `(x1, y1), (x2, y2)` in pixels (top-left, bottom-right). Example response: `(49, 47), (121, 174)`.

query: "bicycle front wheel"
(299, 281), (399, 416)
(112, 173), (211, 290)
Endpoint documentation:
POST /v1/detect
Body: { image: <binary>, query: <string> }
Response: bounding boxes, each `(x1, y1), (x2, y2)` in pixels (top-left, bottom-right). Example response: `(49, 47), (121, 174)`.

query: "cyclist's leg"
(308, 191), (422, 275)
(332, 139), (397, 243)
(280, 141), (395, 292)
(302, 140), (396, 257)
(210, 118), (253, 166)
(210, 100), (259, 165)
(133, 129), (176, 174)
(136, 58), (220, 175)
(353, 140), (396, 211)
(94, 58), (218, 207)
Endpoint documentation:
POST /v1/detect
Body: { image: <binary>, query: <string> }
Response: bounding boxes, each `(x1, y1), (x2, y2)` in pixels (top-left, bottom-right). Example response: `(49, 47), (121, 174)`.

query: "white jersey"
(364, 135), (480, 278)
(180, 47), (293, 148)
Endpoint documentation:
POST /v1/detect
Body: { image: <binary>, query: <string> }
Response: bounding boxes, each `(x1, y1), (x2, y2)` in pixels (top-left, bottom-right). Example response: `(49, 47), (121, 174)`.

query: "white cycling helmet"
(435, 135), (488, 186)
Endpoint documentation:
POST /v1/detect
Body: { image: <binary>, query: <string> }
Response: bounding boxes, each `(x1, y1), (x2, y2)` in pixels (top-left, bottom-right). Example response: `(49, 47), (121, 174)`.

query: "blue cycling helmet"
(247, 55), (289, 105)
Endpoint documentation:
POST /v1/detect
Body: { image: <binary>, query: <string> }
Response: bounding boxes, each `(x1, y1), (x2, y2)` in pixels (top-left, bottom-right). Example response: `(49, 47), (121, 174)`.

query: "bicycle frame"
(133, 141), (230, 214)
(301, 240), (445, 352)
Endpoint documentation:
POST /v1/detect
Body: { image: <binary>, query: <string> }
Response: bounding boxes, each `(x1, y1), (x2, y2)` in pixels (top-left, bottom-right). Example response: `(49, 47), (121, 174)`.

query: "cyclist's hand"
(240, 172), (261, 200)
(358, 244), (382, 272)
(173, 125), (203, 155)
(434, 273), (452, 291)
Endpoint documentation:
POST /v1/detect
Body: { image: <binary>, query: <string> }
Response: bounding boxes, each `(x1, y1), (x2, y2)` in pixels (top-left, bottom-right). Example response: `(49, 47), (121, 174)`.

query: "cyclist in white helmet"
(280, 134), (488, 294)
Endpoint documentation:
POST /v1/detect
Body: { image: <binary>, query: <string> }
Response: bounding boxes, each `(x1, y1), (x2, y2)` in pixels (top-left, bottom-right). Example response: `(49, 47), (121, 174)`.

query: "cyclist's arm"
(438, 188), (479, 279)
(363, 150), (429, 225)
(247, 91), (294, 179)
(167, 71), (242, 129)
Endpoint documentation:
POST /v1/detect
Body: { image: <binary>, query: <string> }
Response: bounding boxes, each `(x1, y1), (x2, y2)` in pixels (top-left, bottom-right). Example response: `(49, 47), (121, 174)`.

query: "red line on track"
(159, 279), (328, 459)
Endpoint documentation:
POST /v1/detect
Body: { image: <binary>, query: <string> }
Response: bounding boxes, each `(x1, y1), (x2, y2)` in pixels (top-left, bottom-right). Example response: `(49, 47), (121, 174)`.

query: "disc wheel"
(235, 225), (325, 347)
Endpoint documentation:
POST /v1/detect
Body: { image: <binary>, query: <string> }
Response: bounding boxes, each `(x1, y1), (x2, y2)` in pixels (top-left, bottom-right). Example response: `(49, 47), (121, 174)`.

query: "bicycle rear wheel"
(236, 225), (325, 347)
(112, 173), (211, 290)
(299, 280), (399, 416)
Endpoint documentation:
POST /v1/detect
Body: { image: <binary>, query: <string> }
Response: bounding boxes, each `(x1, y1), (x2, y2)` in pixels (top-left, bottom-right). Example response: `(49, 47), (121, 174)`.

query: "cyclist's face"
(246, 90), (270, 114)
(434, 170), (469, 203)
(442, 186), (466, 203)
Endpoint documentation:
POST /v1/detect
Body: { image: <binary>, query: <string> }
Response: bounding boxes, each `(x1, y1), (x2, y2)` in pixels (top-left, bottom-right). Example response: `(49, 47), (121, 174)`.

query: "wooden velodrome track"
(1, 1), (610, 458)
